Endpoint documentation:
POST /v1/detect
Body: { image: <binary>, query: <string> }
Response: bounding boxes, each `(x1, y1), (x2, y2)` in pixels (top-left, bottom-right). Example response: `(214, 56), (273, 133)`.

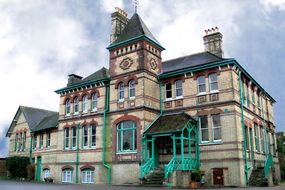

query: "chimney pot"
(203, 26), (224, 58)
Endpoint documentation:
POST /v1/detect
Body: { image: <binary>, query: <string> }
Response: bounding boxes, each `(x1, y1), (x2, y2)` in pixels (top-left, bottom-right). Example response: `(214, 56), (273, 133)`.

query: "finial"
(134, 0), (139, 13)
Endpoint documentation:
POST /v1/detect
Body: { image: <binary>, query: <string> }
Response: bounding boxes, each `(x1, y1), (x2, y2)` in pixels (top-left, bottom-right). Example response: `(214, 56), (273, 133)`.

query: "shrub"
(191, 169), (202, 182)
(6, 156), (30, 178)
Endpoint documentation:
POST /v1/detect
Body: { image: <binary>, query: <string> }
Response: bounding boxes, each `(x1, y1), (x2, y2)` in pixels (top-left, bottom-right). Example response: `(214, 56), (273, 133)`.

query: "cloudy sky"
(0, 0), (284, 157)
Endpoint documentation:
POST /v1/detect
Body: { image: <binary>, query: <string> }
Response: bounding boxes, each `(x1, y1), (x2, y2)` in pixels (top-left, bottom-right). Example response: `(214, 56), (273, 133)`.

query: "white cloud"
(260, 0), (285, 11)
(99, 0), (124, 13)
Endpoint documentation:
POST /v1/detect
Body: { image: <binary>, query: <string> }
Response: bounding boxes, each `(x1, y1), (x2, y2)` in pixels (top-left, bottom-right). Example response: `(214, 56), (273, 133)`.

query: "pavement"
(0, 179), (285, 190)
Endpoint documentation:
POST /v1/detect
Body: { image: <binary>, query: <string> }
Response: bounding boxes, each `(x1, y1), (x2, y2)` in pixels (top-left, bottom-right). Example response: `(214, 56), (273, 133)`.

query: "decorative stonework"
(119, 57), (133, 70)
(149, 58), (157, 70)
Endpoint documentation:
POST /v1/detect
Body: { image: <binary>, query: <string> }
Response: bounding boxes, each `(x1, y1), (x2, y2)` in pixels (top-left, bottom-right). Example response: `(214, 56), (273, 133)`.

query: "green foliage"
(191, 169), (202, 182)
(26, 164), (35, 180)
(277, 132), (285, 180)
(6, 156), (30, 178)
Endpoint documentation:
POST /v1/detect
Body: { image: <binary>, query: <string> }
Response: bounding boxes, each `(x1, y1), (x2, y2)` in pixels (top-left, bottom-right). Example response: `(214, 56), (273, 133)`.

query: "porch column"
(172, 135), (176, 158)
(181, 133), (184, 170)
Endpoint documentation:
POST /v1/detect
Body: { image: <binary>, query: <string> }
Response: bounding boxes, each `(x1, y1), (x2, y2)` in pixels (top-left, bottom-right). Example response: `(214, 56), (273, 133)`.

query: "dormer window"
(197, 76), (206, 94)
(209, 73), (218, 92)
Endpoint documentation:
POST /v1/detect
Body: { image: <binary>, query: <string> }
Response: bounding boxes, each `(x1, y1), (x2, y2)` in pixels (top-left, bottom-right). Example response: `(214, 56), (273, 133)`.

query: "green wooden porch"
(140, 112), (200, 179)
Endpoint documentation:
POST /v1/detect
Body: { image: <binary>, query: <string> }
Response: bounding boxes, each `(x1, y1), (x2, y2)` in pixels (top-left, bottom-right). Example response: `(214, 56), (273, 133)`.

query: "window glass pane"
(165, 83), (172, 99)
(198, 84), (206, 93)
(201, 129), (209, 141)
(66, 99), (70, 115)
(197, 76), (205, 84)
(91, 93), (98, 110)
(65, 128), (69, 148)
(213, 128), (221, 140)
(200, 116), (208, 129)
(119, 83), (124, 100)
(117, 121), (136, 152)
(209, 73), (217, 82)
(175, 80), (183, 97)
(212, 114), (221, 126)
(210, 82), (218, 91)
(82, 95), (88, 112)
(129, 80), (135, 98)
(91, 125), (96, 147)
(74, 97), (78, 113)
(83, 126), (88, 147)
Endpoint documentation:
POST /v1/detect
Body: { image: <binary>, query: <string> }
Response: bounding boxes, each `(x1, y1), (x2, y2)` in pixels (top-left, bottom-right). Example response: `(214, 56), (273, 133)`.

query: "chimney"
(110, 7), (129, 44)
(203, 26), (224, 58)
(67, 74), (83, 86)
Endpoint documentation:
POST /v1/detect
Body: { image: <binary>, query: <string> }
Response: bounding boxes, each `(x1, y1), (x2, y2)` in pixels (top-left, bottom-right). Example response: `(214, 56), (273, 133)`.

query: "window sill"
(73, 113), (79, 116)
(200, 141), (223, 145)
(118, 99), (124, 103)
(91, 108), (98, 112)
(164, 98), (173, 102)
(129, 97), (135, 100)
(197, 93), (206, 96)
(82, 182), (95, 184)
(116, 151), (137, 154)
(175, 96), (183, 100)
(209, 90), (219, 94)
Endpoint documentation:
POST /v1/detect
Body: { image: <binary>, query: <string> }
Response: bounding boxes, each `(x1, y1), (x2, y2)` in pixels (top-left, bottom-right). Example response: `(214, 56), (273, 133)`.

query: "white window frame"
(165, 82), (172, 100)
(65, 99), (70, 116)
(23, 132), (26, 151)
(64, 128), (69, 149)
(212, 114), (222, 142)
(33, 135), (37, 150)
(82, 95), (88, 113)
(199, 116), (209, 143)
(71, 127), (77, 149)
(40, 134), (44, 149)
(91, 93), (98, 112)
(197, 76), (206, 95)
(81, 169), (94, 184)
(62, 169), (73, 183)
(128, 80), (135, 99)
(83, 126), (88, 148)
(46, 132), (51, 148)
(118, 82), (124, 101)
(175, 80), (183, 98)
(209, 73), (218, 93)
(90, 125), (96, 148)
(116, 121), (137, 153)
(73, 97), (79, 115)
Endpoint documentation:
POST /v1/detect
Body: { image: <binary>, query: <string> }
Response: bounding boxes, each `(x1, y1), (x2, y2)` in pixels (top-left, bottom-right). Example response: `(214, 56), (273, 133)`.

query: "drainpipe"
(75, 122), (80, 184)
(103, 82), (111, 184)
(261, 95), (269, 155)
(238, 71), (249, 186)
(29, 132), (33, 163)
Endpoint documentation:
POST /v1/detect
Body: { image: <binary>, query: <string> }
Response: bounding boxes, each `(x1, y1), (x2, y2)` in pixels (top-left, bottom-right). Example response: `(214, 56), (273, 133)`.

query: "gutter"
(238, 71), (249, 186)
(103, 82), (111, 184)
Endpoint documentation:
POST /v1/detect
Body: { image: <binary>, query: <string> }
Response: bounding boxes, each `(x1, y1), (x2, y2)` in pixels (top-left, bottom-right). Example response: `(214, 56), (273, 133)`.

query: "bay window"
(117, 121), (136, 153)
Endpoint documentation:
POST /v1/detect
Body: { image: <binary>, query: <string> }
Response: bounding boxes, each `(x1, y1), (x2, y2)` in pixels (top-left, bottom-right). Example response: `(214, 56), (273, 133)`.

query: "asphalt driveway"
(0, 179), (284, 190)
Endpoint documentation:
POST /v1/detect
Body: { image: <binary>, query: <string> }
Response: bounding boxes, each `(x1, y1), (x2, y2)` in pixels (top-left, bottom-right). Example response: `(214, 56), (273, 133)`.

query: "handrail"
(140, 158), (154, 178)
(264, 154), (273, 178)
(164, 156), (199, 178)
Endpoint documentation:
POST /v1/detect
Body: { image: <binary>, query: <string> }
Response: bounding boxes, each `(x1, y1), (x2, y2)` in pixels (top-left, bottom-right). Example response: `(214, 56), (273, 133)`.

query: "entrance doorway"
(213, 168), (224, 186)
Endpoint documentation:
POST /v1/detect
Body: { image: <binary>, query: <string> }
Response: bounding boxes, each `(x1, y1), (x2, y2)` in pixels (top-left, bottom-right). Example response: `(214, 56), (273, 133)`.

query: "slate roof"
(161, 51), (226, 74)
(6, 106), (58, 136)
(110, 13), (162, 47)
(82, 67), (109, 82)
(144, 112), (196, 135)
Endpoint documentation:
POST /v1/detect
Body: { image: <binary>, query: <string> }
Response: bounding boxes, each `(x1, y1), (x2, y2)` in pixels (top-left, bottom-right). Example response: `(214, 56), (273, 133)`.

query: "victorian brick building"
(6, 8), (280, 187)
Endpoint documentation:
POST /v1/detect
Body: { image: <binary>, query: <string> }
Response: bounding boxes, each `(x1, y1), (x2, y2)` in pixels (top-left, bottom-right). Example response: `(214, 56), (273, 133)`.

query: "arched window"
(128, 80), (135, 99)
(165, 82), (172, 100)
(65, 99), (70, 116)
(197, 76), (206, 94)
(43, 168), (50, 180)
(81, 169), (94, 184)
(83, 126), (88, 148)
(82, 95), (88, 113)
(175, 80), (183, 98)
(73, 97), (79, 114)
(209, 73), (218, 92)
(118, 82), (124, 101)
(91, 93), (98, 111)
(62, 168), (73, 183)
(117, 121), (136, 152)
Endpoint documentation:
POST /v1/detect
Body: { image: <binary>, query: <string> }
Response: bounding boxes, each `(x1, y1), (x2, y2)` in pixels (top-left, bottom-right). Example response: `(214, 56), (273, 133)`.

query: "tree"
(276, 132), (285, 180)
(6, 156), (30, 178)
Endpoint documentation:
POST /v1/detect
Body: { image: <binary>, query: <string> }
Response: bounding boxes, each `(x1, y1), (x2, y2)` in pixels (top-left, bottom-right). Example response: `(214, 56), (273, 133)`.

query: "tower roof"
(108, 13), (164, 50)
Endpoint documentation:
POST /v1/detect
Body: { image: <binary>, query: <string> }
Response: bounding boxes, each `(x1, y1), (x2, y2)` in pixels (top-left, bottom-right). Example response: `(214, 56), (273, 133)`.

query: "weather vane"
(134, 0), (139, 13)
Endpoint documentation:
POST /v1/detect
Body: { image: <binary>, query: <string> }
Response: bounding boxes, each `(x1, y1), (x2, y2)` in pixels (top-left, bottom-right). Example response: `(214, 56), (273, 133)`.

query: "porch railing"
(140, 158), (154, 178)
(264, 154), (273, 178)
(164, 156), (199, 178)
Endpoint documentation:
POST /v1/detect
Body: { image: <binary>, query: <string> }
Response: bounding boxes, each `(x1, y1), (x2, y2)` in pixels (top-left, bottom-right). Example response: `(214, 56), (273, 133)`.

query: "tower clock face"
(119, 57), (133, 70)
(149, 58), (157, 70)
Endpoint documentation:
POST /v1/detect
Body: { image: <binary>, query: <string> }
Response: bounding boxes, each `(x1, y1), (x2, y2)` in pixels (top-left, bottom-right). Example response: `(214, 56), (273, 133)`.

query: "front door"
(213, 168), (224, 186)
(36, 156), (42, 181)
